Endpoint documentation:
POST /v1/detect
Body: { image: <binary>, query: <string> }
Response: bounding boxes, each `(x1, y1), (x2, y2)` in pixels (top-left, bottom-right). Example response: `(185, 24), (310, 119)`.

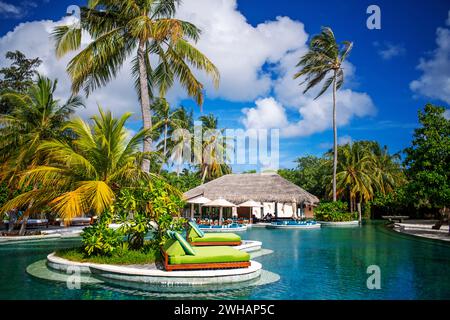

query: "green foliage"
(113, 178), (186, 251)
(404, 104), (450, 211)
(314, 201), (357, 222)
(280, 155), (328, 197)
(0, 51), (42, 115)
(160, 170), (202, 193)
(81, 213), (123, 256)
(56, 245), (160, 265)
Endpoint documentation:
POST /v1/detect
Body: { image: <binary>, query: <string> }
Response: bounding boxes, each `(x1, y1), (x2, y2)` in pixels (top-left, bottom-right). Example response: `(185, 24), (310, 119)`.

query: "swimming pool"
(0, 221), (449, 299)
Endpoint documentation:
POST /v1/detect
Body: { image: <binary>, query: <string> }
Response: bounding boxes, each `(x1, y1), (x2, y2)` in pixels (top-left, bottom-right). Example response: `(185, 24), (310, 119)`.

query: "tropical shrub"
(114, 179), (186, 250)
(314, 201), (357, 222)
(81, 212), (123, 256)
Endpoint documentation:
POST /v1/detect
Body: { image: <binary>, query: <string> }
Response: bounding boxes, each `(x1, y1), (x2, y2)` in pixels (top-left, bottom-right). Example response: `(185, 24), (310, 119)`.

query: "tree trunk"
(18, 213), (29, 236)
(332, 71), (338, 202)
(7, 209), (17, 232)
(433, 206), (449, 231)
(164, 123), (168, 157)
(357, 202), (362, 225)
(137, 40), (153, 173)
(201, 166), (208, 184)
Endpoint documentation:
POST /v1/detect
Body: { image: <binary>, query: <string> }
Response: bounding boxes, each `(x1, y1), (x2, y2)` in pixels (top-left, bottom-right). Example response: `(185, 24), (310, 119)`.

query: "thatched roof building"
(184, 173), (319, 205)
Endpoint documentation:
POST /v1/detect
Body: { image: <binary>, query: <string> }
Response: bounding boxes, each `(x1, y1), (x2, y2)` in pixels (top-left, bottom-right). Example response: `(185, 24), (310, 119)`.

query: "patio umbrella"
(202, 198), (236, 226)
(186, 196), (211, 220)
(238, 200), (263, 224)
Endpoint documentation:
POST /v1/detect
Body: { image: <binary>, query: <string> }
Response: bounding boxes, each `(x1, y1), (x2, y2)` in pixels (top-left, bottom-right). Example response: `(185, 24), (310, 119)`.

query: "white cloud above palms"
(0, 0), (376, 138)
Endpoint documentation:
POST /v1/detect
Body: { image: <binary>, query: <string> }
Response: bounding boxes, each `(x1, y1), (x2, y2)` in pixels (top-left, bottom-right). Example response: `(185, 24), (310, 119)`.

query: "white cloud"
(0, 1), (21, 17)
(0, 17), (141, 119)
(444, 109), (450, 119)
(410, 12), (450, 104)
(0, 0), (376, 140)
(174, 0), (308, 102)
(376, 42), (405, 60)
(241, 97), (288, 130)
(244, 37), (377, 138)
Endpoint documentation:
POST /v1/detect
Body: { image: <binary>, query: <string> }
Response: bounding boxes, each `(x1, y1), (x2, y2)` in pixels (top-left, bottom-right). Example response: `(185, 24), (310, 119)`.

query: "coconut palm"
(197, 114), (231, 183)
(369, 145), (406, 195)
(152, 98), (186, 160)
(1, 108), (152, 223)
(294, 27), (353, 201)
(0, 75), (83, 234)
(165, 106), (194, 175)
(53, 0), (220, 173)
(329, 143), (377, 213)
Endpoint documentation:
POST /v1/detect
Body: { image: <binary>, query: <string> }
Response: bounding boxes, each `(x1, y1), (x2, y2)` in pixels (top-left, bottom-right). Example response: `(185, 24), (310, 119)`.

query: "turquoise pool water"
(0, 221), (449, 299)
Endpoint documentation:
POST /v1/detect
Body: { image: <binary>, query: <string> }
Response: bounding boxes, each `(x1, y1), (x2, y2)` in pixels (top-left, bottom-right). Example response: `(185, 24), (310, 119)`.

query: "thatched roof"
(184, 173), (320, 205)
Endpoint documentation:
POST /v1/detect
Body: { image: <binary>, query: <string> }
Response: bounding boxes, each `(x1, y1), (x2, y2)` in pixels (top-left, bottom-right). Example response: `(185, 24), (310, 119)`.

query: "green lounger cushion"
(188, 221), (205, 237)
(168, 246), (250, 265)
(163, 239), (186, 257)
(173, 231), (196, 255)
(190, 232), (241, 243)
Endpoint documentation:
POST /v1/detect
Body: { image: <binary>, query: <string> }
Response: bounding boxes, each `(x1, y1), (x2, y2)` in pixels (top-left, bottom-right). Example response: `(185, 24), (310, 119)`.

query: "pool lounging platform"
(45, 253), (262, 286)
(37, 239), (267, 289)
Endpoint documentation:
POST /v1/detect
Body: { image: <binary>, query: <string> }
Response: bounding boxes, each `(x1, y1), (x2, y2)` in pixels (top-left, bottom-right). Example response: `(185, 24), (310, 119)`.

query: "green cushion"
(188, 221), (205, 237)
(188, 228), (200, 241)
(190, 232), (241, 243)
(163, 239), (186, 257)
(173, 232), (196, 255)
(168, 246), (250, 265)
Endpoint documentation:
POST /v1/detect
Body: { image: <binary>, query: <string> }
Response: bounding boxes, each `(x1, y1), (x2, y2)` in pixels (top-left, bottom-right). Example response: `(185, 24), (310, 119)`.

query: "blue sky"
(0, 0), (449, 171)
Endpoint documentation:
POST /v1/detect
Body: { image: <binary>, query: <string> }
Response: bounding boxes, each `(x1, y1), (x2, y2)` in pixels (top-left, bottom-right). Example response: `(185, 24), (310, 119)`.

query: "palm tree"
(1, 108), (152, 223)
(53, 0), (220, 173)
(197, 114), (231, 183)
(165, 105), (194, 175)
(151, 98), (186, 160)
(331, 143), (377, 215)
(369, 145), (406, 195)
(0, 75), (83, 234)
(294, 27), (353, 201)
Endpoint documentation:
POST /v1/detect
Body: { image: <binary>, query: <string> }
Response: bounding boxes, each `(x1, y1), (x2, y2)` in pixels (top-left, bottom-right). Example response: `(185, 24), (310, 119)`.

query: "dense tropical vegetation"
(279, 104), (449, 223)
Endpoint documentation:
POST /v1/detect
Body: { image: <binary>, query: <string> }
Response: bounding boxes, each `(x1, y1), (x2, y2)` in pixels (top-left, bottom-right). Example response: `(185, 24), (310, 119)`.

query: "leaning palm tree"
(53, 0), (220, 172)
(0, 75), (83, 234)
(294, 27), (353, 201)
(1, 109), (151, 223)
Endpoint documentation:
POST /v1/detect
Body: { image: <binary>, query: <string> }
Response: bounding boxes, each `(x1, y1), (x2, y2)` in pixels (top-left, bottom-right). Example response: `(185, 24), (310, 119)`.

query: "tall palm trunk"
(164, 122), (168, 157)
(137, 40), (152, 173)
(332, 70), (338, 201)
(201, 166), (208, 184)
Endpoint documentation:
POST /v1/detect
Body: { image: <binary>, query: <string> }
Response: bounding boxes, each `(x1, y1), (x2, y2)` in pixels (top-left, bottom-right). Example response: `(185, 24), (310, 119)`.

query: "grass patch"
(55, 247), (161, 265)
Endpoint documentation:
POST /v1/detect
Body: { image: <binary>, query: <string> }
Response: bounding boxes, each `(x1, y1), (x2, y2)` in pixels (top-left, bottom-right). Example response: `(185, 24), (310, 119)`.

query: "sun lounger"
(187, 221), (242, 246)
(161, 232), (250, 271)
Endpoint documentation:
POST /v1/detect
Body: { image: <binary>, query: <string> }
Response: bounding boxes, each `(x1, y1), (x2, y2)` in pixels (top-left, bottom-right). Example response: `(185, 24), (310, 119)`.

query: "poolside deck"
(393, 220), (450, 242)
